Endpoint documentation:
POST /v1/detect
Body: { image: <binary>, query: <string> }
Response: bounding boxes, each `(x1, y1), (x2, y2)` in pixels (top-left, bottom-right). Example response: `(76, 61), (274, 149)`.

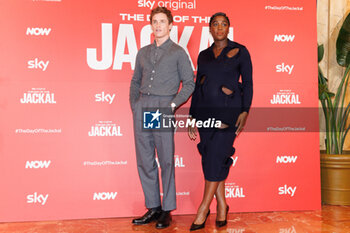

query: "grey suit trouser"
(132, 94), (176, 211)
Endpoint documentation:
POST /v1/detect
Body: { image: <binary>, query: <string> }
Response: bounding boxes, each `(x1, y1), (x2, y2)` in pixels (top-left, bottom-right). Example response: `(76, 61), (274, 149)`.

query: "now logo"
(25, 160), (51, 169)
(276, 156), (298, 163)
(274, 34), (295, 42)
(26, 27), (51, 36)
(93, 192), (118, 200)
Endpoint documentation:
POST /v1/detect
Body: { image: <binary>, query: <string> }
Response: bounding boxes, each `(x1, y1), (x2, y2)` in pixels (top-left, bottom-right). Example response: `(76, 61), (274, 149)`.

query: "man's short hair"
(150, 7), (173, 24)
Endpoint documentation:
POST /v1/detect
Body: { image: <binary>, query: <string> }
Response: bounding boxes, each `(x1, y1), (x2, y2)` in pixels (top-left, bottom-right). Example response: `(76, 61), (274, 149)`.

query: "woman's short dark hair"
(209, 12), (230, 27)
(150, 7), (173, 24)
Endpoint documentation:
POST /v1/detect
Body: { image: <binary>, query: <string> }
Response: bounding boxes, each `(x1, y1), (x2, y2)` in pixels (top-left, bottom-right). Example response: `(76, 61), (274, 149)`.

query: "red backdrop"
(0, 0), (320, 222)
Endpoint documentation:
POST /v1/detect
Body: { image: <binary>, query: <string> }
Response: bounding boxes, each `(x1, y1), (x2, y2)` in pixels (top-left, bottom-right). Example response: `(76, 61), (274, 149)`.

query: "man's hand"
(235, 112), (248, 136)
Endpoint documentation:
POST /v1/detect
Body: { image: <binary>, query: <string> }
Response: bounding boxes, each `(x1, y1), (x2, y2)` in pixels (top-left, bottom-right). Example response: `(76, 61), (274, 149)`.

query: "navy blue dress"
(189, 40), (253, 181)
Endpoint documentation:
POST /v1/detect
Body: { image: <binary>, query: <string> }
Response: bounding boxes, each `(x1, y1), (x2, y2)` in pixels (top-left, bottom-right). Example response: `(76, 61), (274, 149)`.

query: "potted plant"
(318, 13), (350, 205)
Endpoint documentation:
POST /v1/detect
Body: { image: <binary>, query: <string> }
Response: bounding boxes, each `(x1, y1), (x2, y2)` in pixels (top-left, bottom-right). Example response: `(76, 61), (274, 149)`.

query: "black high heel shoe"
(190, 209), (210, 231)
(216, 205), (229, 227)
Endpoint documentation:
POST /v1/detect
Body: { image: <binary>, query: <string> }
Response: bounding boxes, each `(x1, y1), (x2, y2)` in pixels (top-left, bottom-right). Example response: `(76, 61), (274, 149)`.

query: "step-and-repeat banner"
(0, 0), (319, 222)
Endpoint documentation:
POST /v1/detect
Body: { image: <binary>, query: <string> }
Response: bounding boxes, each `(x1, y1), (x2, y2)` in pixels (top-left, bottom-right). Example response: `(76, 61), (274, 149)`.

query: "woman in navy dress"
(188, 12), (253, 231)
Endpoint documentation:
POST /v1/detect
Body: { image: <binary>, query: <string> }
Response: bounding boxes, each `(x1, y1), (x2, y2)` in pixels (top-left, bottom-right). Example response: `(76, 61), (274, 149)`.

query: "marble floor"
(0, 205), (349, 233)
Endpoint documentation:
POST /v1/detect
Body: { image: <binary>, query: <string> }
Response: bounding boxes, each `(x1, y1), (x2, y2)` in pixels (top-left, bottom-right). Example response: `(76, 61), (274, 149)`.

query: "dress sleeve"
(239, 47), (253, 113)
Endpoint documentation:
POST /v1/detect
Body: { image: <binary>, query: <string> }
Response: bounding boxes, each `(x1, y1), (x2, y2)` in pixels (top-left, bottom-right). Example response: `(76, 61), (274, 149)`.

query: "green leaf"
(327, 92), (335, 98)
(319, 93), (326, 100)
(318, 44), (324, 63)
(318, 82), (327, 99)
(319, 13), (350, 154)
(336, 13), (350, 67)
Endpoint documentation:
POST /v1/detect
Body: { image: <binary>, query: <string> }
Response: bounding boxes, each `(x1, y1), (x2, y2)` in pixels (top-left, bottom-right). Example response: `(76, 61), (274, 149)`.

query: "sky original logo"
(137, 0), (197, 10)
(88, 121), (123, 136)
(27, 192), (49, 205)
(93, 192), (118, 200)
(274, 35), (295, 42)
(278, 185), (297, 197)
(137, 0), (156, 9)
(270, 90), (301, 105)
(20, 88), (56, 104)
(276, 156), (298, 164)
(225, 183), (246, 198)
(25, 160), (51, 169)
(27, 58), (49, 71)
(143, 110), (162, 129)
(95, 92), (115, 104)
(276, 63), (294, 75)
(26, 27), (51, 36)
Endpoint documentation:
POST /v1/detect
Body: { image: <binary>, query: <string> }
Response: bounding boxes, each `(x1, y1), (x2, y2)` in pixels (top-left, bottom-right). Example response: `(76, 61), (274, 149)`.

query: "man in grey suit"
(129, 6), (194, 229)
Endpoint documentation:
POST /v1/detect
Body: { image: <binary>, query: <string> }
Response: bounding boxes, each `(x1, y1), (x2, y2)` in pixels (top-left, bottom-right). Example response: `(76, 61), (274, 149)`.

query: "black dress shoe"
(155, 211), (172, 229)
(216, 205), (229, 227)
(190, 209), (210, 231)
(132, 208), (162, 225)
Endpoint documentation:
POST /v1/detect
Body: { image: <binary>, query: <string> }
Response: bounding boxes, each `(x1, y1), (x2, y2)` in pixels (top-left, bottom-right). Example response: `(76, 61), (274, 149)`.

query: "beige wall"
(317, 0), (350, 151)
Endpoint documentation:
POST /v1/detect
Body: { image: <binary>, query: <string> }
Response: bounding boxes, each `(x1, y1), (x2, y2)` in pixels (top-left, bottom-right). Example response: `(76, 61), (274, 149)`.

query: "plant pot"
(320, 151), (350, 205)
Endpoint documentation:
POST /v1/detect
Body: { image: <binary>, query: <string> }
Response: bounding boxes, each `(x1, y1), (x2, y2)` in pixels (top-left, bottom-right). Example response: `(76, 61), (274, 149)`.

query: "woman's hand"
(235, 112), (248, 136)
(188, 118), (197, 140)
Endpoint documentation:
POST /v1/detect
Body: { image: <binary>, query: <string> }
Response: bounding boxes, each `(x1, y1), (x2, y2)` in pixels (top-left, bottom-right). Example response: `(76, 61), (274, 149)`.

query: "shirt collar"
(152, 37), (173, 50)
